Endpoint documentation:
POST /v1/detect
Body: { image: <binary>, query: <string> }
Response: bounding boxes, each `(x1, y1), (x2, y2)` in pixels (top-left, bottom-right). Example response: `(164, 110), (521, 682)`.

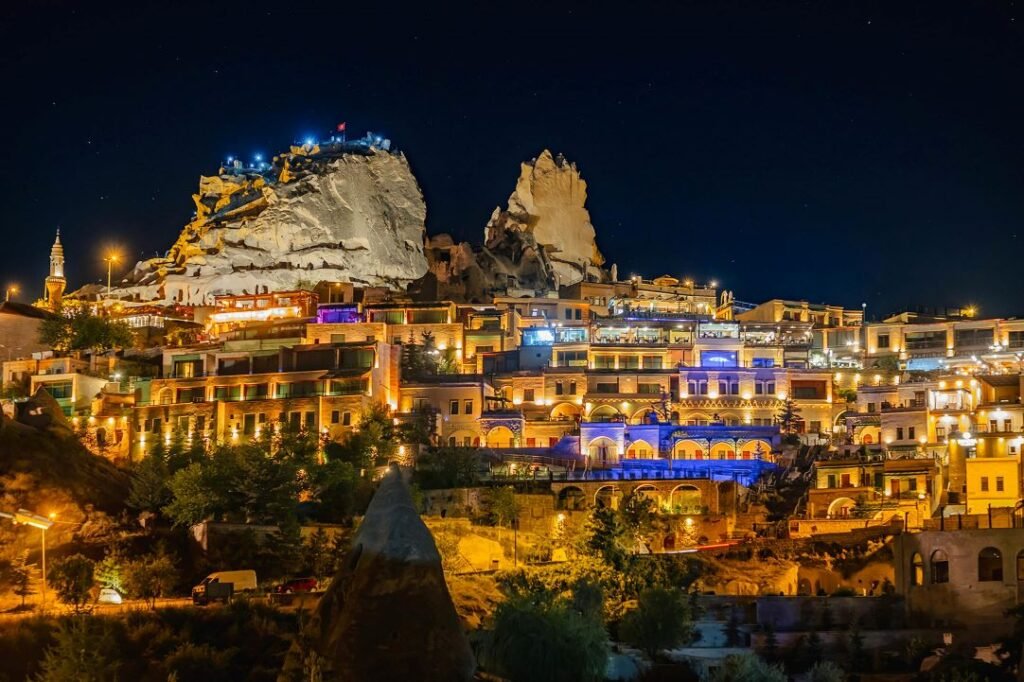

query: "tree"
(619, 587), (694, 658)
(710, 654), (787, 682)
(487, 486), (521, 528)
(777, 396), (802, 434)
(585, 505), (629, 569)
(35, 617), (119, 682)
(302, 528), (335, 585)
(123, 551), (178, 609)
(618, 489), (657, 552)
(48, 554), (95, 614)
(127, 453), (172, 513)
(10, 550), (37, 607)
(413, 446), (480, 489)
(39, 304), (134, 352)
(93, 552), (124, 594)
(484, 596), (608, 682)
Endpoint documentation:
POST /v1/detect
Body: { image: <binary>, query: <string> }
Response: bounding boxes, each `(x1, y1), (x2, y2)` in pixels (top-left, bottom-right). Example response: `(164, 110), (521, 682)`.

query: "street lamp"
(12, 510), (54, 608)
(104, 253), (120, 299)
(4, 285), (18, 302)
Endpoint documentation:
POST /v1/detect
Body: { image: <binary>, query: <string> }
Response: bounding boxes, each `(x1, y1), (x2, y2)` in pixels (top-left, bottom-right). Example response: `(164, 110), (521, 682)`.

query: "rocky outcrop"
(278, 465), (474, 682)
(114, 136), (429, 305)
(485, 149), (604, 286)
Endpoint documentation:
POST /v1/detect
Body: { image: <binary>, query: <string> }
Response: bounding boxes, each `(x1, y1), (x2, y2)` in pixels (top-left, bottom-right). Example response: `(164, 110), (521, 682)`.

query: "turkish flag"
(336, 122), (347, 132)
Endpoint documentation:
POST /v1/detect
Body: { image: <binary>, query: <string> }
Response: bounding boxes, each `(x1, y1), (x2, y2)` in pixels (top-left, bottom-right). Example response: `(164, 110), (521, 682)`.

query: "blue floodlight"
(254, 154), (263, 163)
(227, 156), (234, 163)
(304, 137), (314, 146)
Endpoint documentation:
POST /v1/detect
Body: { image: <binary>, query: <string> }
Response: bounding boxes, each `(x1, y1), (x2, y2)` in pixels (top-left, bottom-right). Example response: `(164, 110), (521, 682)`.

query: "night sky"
(2, 1), (1022, 318)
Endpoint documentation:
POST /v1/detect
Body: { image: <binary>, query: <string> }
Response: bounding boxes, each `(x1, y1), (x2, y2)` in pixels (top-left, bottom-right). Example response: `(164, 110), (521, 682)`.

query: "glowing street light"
(4, 285), (18, 302)
(12, 510), (54, 608)
(104, 253), (120, 299)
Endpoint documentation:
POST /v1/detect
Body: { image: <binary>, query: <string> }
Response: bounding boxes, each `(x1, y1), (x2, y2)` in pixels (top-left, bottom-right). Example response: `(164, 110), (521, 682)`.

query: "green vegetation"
(481, 586), (609, 682)
(123, 550), (177, 609)
(38, 305), (134, 352)
(47, 554), (95, 614)
(619, 587), (694, 658)
(0, 602), (296, 682)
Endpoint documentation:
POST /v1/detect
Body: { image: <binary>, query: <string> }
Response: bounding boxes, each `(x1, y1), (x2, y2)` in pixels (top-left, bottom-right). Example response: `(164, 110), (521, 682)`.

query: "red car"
(274, 577), (318, 594)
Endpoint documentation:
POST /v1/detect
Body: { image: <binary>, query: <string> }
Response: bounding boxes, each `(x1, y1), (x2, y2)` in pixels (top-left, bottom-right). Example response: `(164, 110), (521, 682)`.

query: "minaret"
(44, 230), (66, 309)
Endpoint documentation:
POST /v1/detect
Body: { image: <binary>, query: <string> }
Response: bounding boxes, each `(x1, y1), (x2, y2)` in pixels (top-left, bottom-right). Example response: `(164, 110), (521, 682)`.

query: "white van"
(191, 570), (258, 605)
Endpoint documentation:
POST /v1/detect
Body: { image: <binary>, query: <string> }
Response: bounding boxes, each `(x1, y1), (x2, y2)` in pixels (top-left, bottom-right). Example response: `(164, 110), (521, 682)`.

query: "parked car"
(192, 570), (257, 605)
(274, 577), (318, 594)
(97, 588), (122, 605)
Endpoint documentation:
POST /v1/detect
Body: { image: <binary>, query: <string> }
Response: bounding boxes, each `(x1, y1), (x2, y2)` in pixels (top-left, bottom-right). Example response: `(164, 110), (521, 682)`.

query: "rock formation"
(114, 135), (429, 305)
(484, 149), (605, 286)
(278, 464), (474, 682)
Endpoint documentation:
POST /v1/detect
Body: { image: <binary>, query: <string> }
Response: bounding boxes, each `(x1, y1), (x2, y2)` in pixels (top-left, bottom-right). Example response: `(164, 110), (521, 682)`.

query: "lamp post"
(4, 285), (18, 302)
(104, 253), (120, 299)
(12, 510), (54, 609)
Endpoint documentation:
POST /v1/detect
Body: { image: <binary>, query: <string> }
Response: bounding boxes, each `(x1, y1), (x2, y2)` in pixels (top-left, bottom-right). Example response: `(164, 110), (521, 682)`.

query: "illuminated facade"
(43, 231), (66, 310)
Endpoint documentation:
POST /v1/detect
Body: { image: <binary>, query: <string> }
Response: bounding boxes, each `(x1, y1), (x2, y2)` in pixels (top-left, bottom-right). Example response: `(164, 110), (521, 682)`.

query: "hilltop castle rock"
(116, 138), (429, 305)
(420, 150), (609, 301)
(484, 149), (605, 287)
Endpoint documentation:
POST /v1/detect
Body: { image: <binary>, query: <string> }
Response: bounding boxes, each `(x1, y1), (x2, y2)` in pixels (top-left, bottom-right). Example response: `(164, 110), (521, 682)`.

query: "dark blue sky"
(2, 1), (1021, 318)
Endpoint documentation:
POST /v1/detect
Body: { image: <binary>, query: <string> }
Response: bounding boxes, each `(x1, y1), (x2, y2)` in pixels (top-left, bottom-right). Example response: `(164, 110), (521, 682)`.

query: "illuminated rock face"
(118, 147), (428, 305)
(485, 149), (604, 286)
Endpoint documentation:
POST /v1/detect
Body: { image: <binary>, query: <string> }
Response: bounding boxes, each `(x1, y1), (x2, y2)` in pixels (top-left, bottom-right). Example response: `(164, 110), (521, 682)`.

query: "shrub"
(484, 596), (608, 682)
(47, 554), (95, 614)
(619, 587), (694, 658)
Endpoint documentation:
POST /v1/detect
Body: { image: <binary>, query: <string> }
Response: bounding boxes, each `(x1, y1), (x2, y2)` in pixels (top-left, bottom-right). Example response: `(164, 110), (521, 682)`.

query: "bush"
(47, 554), (95, 614)
(483, 596), (608, 682)
(123, 551), (178, 608)
(619, 587), (694, 658)
(35, 617), (119, 682)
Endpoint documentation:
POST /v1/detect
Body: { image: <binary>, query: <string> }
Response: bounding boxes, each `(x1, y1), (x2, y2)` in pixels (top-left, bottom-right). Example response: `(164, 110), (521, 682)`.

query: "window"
(981, 476), (990, 492)
(523, 388), (535, 402)
(908, 478), (917, 491)
(897, 427), (904, 440)
(304, 411), (316, 428)
(979, 547), (1003, 582)
(564, 309), (572, 320)
(877, 334), (890, 349)
(555, 381), (564, 395)
(342, 412), (352, 426)
(243, 413), (256, 435)
(931, 550), (950, 584)
(997, 477), (1005, 492)
(642, 356), (663, 369)
(910, 552), (924, 586)
(810, 420), (822, 433)
(449, 400), (460, 415)
(908, 426), (916, 440)
(331, 411), (340, 424)
(463, 400), (473, 415)
(575, 308), (582, 320)
(619, 356), (639, 369)
(569, 380), (577, 394)
(827, 474), (837, 488)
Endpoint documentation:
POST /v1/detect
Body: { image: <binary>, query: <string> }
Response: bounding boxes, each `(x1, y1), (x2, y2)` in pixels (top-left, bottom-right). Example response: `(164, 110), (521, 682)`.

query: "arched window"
(978, 547), (1003, 582)
(931, 549), (950, 584)
(910, 552), (924, 586)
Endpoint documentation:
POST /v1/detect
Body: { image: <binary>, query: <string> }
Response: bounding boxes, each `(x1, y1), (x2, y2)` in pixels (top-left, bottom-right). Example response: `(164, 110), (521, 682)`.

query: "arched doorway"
(827, 497), (857, 519)
(630, 408), (659, 425)
(550, 402), (581, 421)
(595, 485), (620, 508)
(588, 405), (620, 423)
(633, 484), (660, 507)
(669, 485), (702, 513)
(673, 439), (704, 459)
(739, 440), (772, 460)
(558, 486), (586, 511)
(626, 439), (655, 459)
(487, 426), (515, 448)
(587, 437), (617, 466)
(710, 442), (736, 460)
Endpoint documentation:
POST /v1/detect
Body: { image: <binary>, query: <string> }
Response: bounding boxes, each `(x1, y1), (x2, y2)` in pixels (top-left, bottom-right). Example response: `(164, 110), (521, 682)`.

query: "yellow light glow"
(208, 306), (302, 323)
